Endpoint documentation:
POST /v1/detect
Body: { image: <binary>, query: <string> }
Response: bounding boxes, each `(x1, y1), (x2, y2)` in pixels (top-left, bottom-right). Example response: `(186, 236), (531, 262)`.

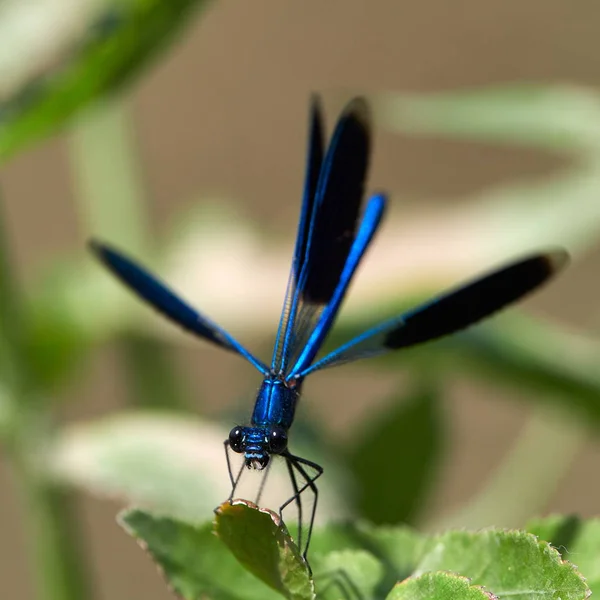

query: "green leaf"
(120, 508), (281, 600)
(312, 550), (383, 600)
(370, 85), (600, 154)
(527, 515), (600, 595)
(387, 572), (497, 600)
(311, 522), (425, 588)
(0, 0), (213, 160)
(387, 573), (497, 600)
(347, 384), (442, 525)
(415, 530), (590, 600)
(215, 500), (314, 600)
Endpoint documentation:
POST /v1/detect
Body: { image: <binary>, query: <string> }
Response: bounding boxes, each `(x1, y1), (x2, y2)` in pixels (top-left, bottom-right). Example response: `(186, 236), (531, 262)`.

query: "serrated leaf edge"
(118, 508), (191, 600)
(214, 500), (316, 600)
(420, 528), (591, 600)
(394, 571), (499, 599)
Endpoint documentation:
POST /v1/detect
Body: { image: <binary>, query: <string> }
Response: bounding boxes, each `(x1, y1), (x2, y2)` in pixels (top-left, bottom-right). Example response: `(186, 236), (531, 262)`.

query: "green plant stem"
(69, 98), (186, 409)
(427, 406), (583, 531)
(119, 331), (188, 409)
(10, 418), (92, 600)
(0, 199), (91, 600)
(69, 96), (150, 253)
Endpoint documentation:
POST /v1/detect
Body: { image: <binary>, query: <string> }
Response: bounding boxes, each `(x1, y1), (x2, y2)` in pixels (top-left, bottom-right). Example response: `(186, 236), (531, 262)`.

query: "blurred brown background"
(1, 1), (599, 598)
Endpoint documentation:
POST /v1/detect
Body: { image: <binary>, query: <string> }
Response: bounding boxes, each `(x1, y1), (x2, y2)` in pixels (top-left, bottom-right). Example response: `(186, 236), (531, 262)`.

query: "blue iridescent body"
(251, 379), (300, 430)
(90, 96), (567, 561)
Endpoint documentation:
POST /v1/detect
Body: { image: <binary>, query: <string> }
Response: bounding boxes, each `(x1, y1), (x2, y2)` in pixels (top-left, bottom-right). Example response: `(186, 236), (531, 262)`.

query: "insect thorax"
(250, 377), (300, 430)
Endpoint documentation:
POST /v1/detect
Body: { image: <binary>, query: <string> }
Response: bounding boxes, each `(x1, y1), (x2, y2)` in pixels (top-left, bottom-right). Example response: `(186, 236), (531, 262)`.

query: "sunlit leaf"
(415, 530), (590, 600)
(387, 572), (497, 600)
(527, 515), (600, 595)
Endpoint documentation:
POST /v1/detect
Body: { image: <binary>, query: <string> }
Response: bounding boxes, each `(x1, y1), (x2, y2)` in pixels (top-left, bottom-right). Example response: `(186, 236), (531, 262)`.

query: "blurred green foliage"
(0, 0), (213, 160)
(347, 384), (442, 526)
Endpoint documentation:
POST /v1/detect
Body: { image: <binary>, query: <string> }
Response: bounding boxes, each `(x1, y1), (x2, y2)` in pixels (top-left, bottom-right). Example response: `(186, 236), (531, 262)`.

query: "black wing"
(273, 97), (373, 374)
(300, 250), (569, 376)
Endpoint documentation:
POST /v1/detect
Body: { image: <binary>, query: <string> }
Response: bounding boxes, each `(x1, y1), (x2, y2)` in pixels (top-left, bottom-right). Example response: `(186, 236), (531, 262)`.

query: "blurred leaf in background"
(0, 0), (213, 160)
(346, 383), (443, 526)
(371, 85), (600, 154)
(48, 411), (350, 524)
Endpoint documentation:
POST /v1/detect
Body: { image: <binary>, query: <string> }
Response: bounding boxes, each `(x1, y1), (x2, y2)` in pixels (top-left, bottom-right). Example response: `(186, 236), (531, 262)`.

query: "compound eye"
(228, 427), (245, 453)
(267, 426), (288, 454)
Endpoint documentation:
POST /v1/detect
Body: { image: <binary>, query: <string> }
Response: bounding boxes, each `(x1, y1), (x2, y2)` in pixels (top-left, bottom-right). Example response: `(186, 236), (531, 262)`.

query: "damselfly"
(91, 96), (567, 561)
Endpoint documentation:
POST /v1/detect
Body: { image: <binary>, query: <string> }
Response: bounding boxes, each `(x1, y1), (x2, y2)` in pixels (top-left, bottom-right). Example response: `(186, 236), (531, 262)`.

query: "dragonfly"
(90, 96), (568, 562)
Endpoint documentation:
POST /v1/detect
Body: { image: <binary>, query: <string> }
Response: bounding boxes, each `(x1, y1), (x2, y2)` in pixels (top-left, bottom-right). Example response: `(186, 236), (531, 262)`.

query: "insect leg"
(255, 458), (272, 505)
(223, 439), (245, 500)
(284, 456), (303, 550)
(280, 452), (323, 560)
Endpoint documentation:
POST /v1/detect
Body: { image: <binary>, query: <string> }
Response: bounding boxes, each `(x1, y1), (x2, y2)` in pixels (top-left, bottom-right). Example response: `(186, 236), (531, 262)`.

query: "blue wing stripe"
(280, 98), (372, 373)
(286, 193), (387, 379)
(299, 249), (569, 377)
(271, 97), (325, 370)
(90, 241), (269, 375)
(295, 95), (326, 279)
(299, 98), (370, 304)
